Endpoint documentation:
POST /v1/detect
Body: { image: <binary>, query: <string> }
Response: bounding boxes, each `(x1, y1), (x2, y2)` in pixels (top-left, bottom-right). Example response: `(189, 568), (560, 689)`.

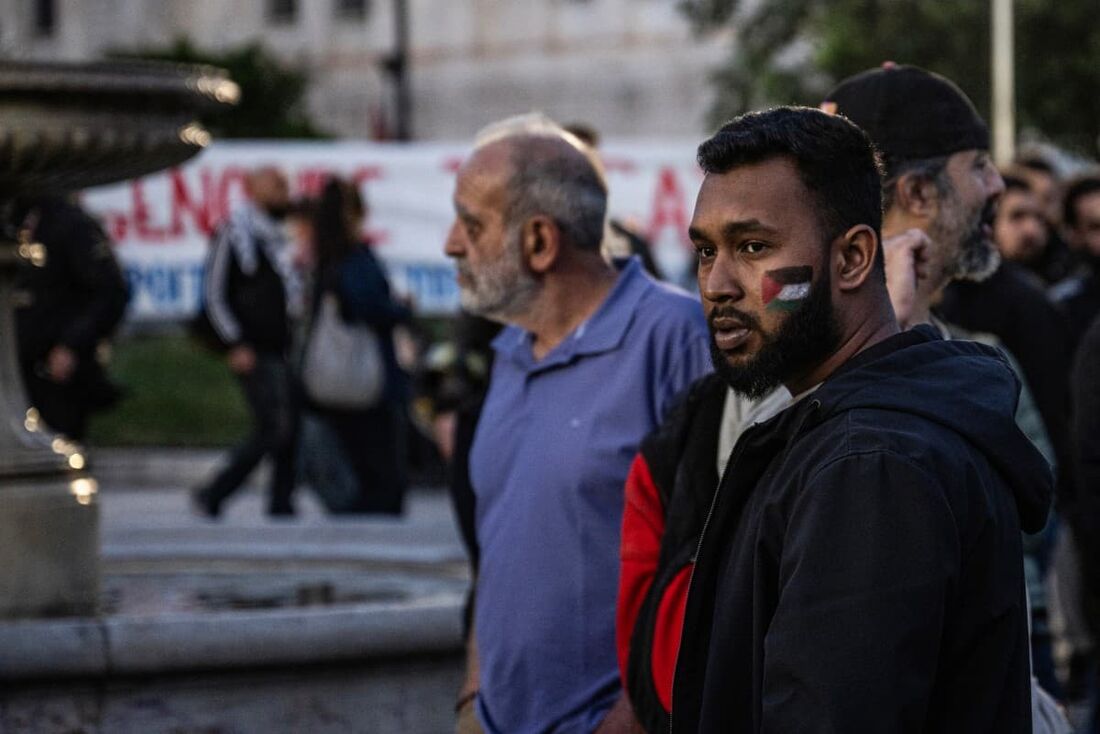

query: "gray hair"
(474, 113), (608, 253)
(881, 154), (951, 213)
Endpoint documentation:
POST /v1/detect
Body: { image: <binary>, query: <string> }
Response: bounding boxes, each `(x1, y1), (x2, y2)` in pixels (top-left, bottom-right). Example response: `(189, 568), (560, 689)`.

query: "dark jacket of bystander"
(671, 325), (1053, 733)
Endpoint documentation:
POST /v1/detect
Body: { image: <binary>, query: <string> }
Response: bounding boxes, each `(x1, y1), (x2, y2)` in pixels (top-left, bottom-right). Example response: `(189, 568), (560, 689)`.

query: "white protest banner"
(79, 140), (703, 321)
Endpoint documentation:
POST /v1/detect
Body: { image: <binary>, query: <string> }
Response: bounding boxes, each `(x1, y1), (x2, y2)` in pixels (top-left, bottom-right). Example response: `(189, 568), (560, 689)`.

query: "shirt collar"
(492, 257), (650, 373)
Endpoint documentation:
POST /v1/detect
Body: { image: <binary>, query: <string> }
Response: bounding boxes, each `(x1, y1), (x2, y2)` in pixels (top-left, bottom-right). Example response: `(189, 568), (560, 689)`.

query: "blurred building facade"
(0, 0), (729, 139)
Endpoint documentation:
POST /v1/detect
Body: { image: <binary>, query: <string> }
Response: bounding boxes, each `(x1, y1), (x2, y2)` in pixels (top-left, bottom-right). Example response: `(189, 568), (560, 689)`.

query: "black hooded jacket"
(671, 325), (1053, 734)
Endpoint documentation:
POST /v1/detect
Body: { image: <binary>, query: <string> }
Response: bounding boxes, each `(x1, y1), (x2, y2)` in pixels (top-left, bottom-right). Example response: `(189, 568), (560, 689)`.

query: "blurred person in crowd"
(994, 174), (1053, 275)
(419, 313), (500, 566)
(14, 195), (129, 440)
(565, 122), (664, 279)
(1052, 174), (1100, 346)
(618, 68), (1067, 731)
(664, 104), (1050, 733)
(1018, 155), (1062, 224)
(1014, 155), (1079, 285)
(305, 177), (412, 515)
(445, 113), (710, 734)
(192, 166), (300, 517)
(418, 311), (501, 648)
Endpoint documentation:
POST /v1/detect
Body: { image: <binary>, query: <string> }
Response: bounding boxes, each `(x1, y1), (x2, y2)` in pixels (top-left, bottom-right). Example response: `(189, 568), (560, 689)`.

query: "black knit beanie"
(821, 63), (989, 173)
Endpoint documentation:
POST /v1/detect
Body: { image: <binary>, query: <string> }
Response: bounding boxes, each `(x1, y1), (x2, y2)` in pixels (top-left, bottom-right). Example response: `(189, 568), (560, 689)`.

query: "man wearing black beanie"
(822, 63), (1005, 326)
(823, 66), (1073, 532)
(825, 64), (1073, 725)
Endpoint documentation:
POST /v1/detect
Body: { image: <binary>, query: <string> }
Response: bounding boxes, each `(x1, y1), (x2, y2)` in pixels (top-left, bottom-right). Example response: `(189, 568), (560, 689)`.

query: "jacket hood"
(806, 325), (1053, 533)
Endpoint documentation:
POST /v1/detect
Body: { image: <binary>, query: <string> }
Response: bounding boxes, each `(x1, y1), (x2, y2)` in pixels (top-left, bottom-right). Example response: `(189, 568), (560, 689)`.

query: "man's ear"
(893, 172), (940, 220)
(833, 224), (879, 292)
(523, 215), (562, 274)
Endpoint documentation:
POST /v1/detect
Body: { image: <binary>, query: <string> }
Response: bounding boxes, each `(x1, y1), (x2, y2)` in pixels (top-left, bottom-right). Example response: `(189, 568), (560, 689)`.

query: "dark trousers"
(322, 400), (407, 515)
(202, 354), (298, 514)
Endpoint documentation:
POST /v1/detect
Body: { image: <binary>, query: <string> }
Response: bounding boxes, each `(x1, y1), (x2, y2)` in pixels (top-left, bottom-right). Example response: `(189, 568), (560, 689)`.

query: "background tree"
(112, 38), (328, 139)
(682, 0), (1100, 156)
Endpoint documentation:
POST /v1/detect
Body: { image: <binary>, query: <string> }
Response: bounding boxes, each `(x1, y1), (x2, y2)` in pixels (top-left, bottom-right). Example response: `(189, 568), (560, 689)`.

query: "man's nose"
(444, 221), (466, 258)
(986, 167), (1006, 200)
(701, 253), (744, 303)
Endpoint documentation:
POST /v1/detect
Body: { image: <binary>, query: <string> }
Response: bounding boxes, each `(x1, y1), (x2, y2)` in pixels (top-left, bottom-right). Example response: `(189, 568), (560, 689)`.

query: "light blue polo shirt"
(470, 257), (711, 734)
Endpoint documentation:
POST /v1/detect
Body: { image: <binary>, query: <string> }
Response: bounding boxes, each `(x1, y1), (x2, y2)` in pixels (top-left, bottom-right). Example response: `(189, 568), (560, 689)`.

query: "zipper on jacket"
(669, 398), (821, 733)
(670, 426), (755, 734)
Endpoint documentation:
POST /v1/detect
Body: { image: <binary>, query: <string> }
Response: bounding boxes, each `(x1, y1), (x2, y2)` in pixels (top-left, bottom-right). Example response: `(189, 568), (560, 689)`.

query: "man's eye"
(741, 240), (768, 255)
(695, 244), (716, 259)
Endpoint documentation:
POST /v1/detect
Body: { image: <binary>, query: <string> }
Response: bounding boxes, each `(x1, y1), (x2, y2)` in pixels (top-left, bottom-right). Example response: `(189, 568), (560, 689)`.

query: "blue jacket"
(323, 244), (411, 405)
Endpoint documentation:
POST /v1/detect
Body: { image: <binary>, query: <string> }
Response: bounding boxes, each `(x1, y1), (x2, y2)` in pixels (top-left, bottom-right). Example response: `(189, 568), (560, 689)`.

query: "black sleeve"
(1071, 319), (1100, 568)
(761, 452), (960, 733)
(54, 208), (129, 353)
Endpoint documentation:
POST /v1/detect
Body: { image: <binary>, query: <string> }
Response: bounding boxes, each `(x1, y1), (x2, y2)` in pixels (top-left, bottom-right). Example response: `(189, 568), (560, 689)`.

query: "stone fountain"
(0, 59), (238, 617)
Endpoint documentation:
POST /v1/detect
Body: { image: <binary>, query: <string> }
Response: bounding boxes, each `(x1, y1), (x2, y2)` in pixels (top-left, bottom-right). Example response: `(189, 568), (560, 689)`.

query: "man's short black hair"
(1015, 155), (1056, 177)
(1063, 174), (1100, 229)
(697, 106), (885, 269)
(1001, 174), (1031, 195)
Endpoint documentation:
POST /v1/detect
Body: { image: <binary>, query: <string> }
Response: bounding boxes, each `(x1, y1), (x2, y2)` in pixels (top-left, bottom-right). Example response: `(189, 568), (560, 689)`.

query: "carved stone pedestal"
(0, 60), (236, 618)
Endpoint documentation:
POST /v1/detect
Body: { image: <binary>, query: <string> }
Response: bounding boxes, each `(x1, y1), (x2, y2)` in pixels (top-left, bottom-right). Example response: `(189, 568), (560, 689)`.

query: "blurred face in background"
(445, 143), (539, 321)
(286, 207), (316, 268)
(995, 187), (1048, 265)
(929, 149), (1005, 282)
(1068, 192), (1100, 259)
(246, 167), (291, 220)
(1019, 168), (1060, 226)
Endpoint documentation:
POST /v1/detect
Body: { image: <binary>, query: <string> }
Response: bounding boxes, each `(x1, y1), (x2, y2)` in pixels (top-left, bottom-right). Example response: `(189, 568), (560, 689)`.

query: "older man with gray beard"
(444, 115), (710, 734)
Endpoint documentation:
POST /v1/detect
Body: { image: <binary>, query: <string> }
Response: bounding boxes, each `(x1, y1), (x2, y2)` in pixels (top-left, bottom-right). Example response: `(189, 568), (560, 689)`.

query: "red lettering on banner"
(131, 179), (167, 242)
(169, 168), (213, 237)
(104, 211), (129, 242)
(602, 156), (638, 174)
(646, 167), (691, 249)
(351, 165), (384, 186)
(296, 168), (330, 197)
(441, 156), (464, 174)
(215, 167), (248, 226)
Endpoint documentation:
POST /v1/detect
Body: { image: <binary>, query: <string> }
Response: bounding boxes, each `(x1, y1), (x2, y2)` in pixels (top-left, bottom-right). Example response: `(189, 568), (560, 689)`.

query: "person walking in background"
(304, 177), (412, 515)
(192, 167), (300, 518)
(15, 195), (129, 440)
(446, 113), (711, 734)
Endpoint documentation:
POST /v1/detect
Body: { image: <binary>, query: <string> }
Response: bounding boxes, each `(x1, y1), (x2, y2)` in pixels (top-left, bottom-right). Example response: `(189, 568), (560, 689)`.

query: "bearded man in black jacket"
(667, 107), (1052, 733)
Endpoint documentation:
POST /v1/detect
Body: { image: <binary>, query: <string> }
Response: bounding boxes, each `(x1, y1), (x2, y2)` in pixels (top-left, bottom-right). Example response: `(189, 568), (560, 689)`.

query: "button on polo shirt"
(470, 258), (712, 734)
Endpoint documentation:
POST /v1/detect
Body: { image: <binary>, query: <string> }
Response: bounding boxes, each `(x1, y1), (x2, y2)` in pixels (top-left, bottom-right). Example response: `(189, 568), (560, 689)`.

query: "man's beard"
(710, 270), (842, 399)
(941, 195), (1001, 283)
(457, 227), (540, 321)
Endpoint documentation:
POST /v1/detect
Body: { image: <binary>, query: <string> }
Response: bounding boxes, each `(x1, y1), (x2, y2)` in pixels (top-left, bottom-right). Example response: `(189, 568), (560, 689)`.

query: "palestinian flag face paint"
(762, 266), (813, 312)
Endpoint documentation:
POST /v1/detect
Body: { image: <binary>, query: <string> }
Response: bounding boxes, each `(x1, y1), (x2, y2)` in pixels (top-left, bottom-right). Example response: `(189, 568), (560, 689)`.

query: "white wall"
(0, 0), (730, 139)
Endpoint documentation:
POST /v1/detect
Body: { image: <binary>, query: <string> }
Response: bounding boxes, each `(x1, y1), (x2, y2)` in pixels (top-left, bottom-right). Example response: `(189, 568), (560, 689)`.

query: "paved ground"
(0, 449), (471, 734)
(94, 448), (470, 614)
